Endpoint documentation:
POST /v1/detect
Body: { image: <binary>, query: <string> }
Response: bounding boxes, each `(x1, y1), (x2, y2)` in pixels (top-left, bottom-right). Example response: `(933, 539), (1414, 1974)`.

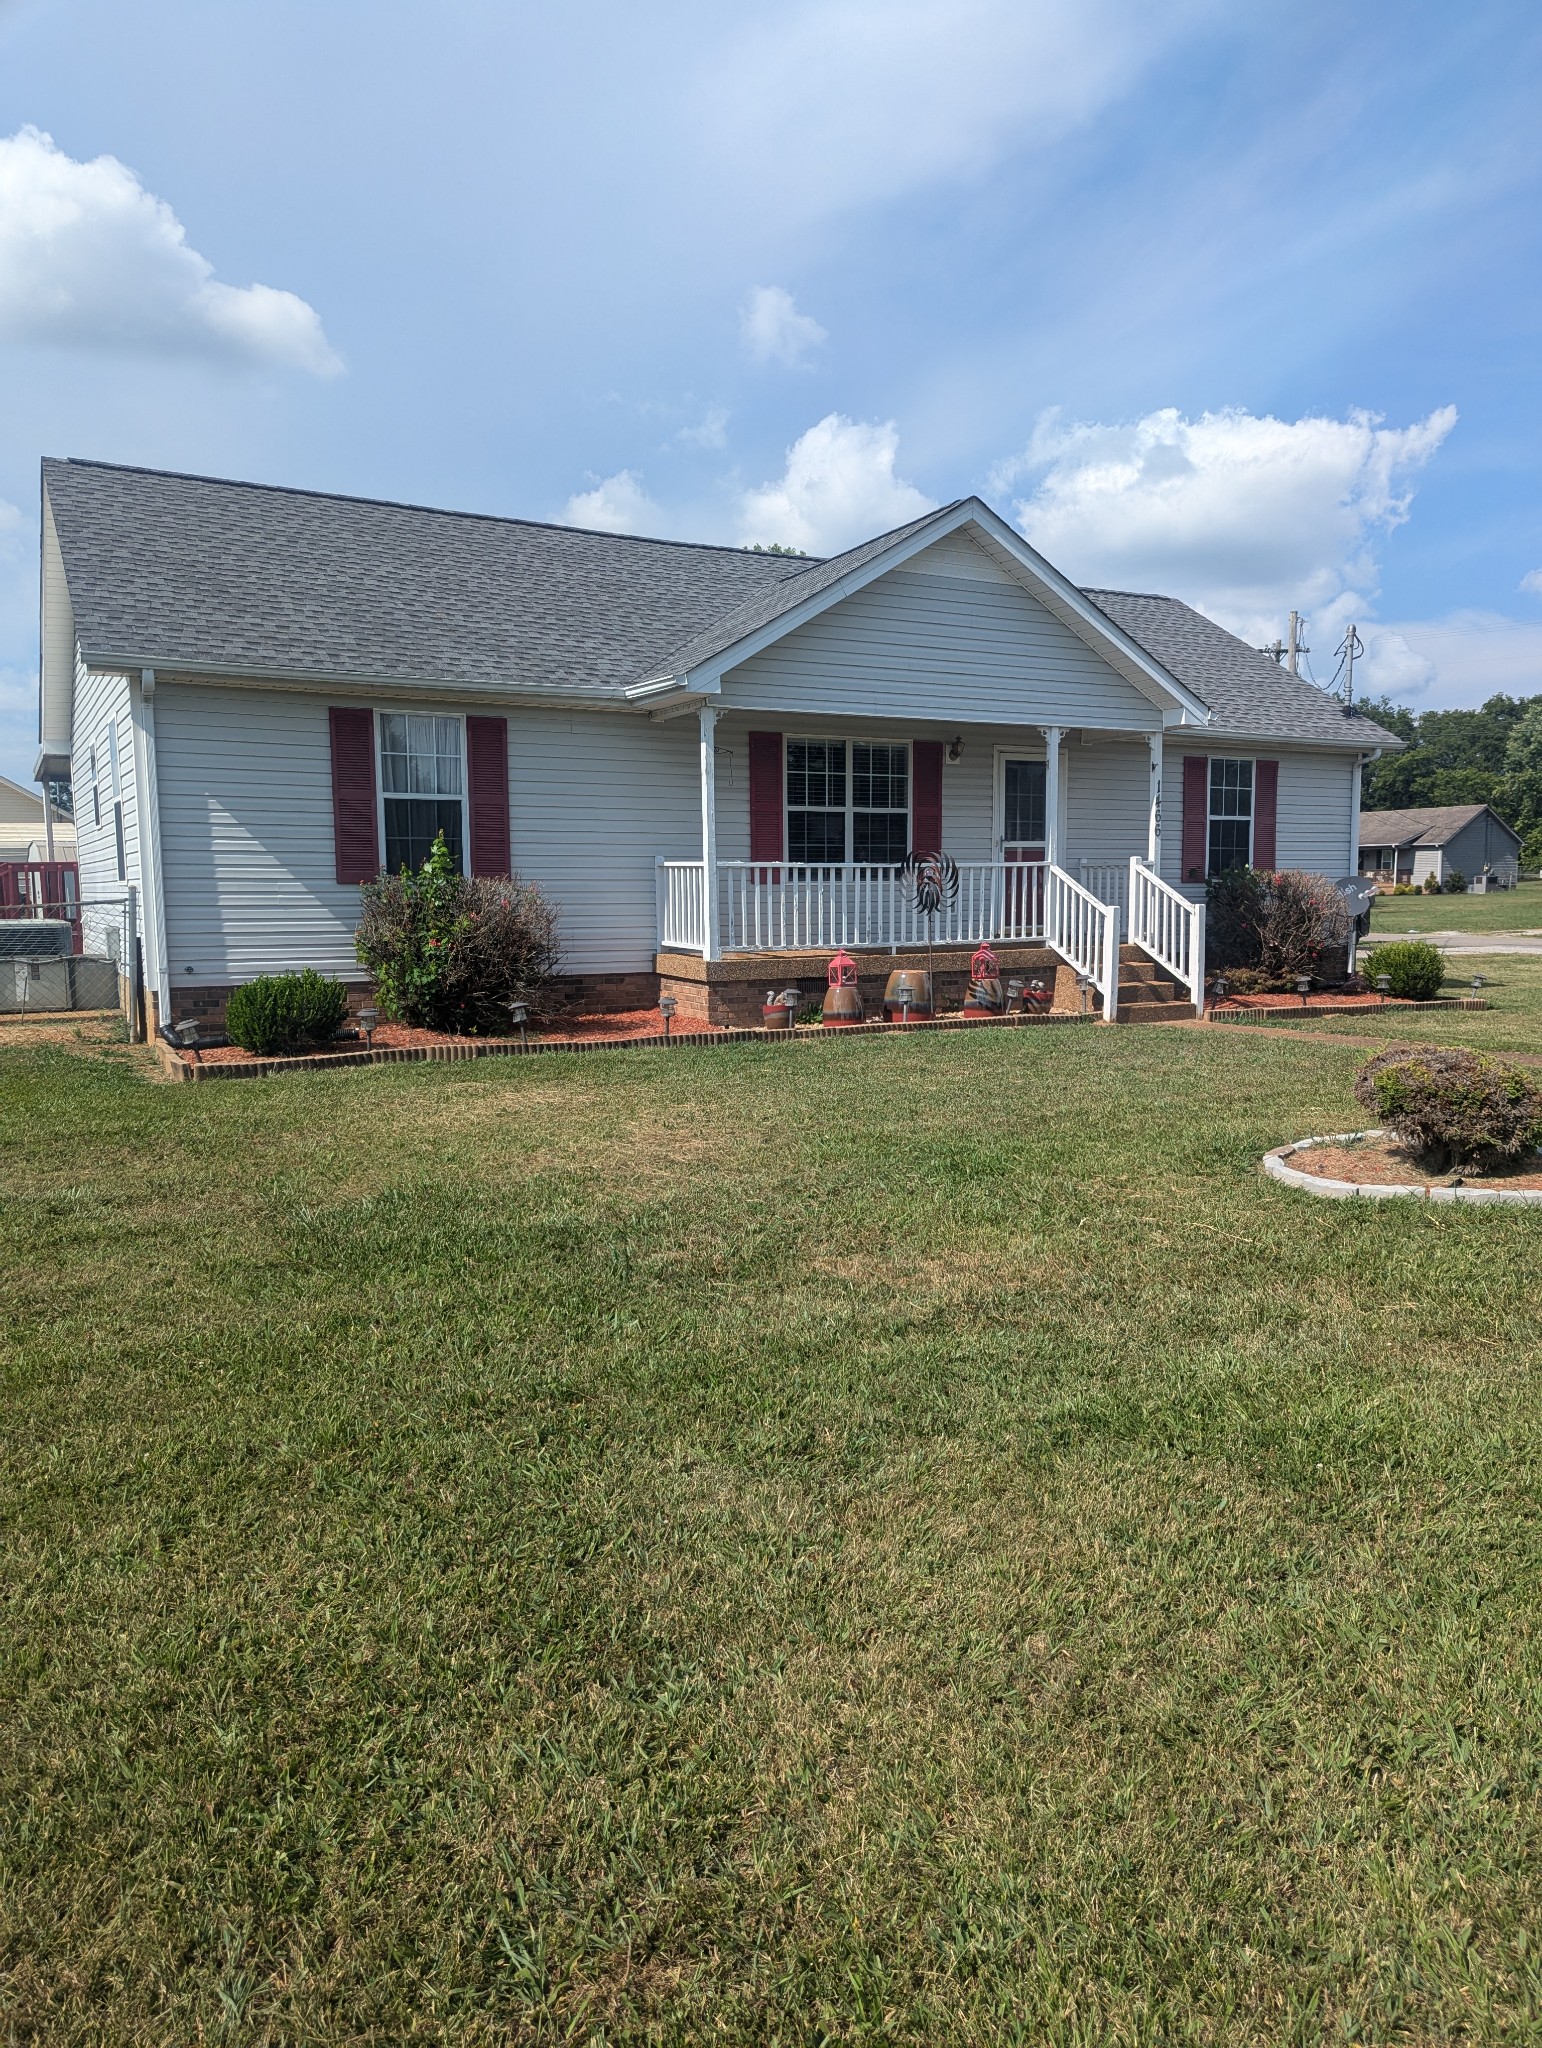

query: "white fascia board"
(623, 673), (719, 704)
(38, 489), (75, 759)
(78, 660), (632, 715)
(679, 497), (1213, 726)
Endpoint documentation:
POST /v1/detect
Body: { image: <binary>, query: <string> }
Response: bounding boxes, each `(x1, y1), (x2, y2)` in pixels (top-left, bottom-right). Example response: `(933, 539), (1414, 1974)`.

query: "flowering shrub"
(1354, 1046), (1542, 1173)
(1370, 939), (1445, 1001)
(354, 833), (560, 1033)
(1206, 867), (1351, 987)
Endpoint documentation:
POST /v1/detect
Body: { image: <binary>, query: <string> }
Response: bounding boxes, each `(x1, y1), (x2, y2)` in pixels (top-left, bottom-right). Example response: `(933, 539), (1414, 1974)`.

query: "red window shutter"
(329, 706), (379, 884)
(912, 740), (944, 856)
(1181, 755), (1208, 883)
(1253, 759), (1279, 871)
(466, 716), (511, 878)
(748, 731), (784, 862)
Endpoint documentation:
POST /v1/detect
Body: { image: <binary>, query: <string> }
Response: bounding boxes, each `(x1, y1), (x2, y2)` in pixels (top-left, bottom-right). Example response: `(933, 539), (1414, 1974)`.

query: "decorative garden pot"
(762, 991), (793, 1029)
(883, 968), (933, 1021)
(821, 983), (864, 1027)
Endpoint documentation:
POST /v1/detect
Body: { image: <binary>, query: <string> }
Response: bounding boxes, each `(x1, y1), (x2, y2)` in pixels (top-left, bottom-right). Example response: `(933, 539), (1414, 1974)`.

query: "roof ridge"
(44, 456), (824, 563)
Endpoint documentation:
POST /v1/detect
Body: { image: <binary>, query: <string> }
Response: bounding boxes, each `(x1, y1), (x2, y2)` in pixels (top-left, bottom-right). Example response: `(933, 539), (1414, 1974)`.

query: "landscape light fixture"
(898, 987), (913, 1024)
(357, 1005), (379, 1046)
(1029, 976), (1046, 1008)
(1075, 972), (1091, 1018)
(658, 992), (678, 1042)
(174, 1018), (199, 1049)
(1213, 974), (1230, 1003)
(507, 999), (529, 1048)
(1471, 974), (1485, 995)
(1005, 976), (1023, 1017)
(1296, 976), (1312, 1006)
(1375, 975), (1391, 1004)
(780, 987), (800, 1030)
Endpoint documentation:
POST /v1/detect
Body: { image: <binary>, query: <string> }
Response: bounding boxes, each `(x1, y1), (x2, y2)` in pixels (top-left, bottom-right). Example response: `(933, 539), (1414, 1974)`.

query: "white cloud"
(995, 403), (1458, 646)
(698, 0), (1213, 222)
(1365, 613), (1542, 712)
(1521, 568), (1542, 596)
(1359, 630), (1437, 702)
(740, 286), (826, 368)
(676, 403), (729, 450)
(738, 413), (933, 555)
(562, 469), (664, 535)
(0, 125), (340, 374)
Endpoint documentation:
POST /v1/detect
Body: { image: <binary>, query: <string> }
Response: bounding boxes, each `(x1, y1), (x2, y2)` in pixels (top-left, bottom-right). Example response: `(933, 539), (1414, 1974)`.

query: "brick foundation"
(656, 946), (1080, 1028)
(158, 970), (661, 1039)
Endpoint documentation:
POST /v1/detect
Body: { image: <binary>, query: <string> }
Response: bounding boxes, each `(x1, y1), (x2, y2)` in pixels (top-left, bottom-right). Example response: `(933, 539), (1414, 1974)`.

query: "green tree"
(1500, 699), (1542, 839)
(1362, 692), (1542, 819)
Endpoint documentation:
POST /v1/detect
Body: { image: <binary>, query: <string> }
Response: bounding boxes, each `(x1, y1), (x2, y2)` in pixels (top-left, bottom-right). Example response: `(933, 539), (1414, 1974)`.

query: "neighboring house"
(35, 459), (1401, 1032)
(1358, 804), (1521, 889)
(0, 773), (74, 863)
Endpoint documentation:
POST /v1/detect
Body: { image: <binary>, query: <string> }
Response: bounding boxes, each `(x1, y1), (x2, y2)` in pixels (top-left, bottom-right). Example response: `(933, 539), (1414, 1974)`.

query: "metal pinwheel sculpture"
(899, 849), (959, 991)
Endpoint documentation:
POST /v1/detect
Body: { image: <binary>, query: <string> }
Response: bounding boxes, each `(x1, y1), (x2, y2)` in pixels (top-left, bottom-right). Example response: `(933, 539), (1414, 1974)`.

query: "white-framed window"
(1208, 757), (1253, 875)
(786, 738), (909, 865)
(379, 712), (466, 873)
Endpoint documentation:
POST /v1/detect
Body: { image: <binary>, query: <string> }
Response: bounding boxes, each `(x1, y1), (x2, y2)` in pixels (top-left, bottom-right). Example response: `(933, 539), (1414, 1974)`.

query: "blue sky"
(2, 0), (1540, 791)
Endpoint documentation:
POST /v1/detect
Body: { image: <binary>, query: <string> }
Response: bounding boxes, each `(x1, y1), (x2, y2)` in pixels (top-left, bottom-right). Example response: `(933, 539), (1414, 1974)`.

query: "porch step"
(1117, 997), (1198, 1024)
(1113, 946), (1194, 1023)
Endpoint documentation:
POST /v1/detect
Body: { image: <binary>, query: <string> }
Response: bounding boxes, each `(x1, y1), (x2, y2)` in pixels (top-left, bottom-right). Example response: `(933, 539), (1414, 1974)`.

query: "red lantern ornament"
(822, 948), (864, 1027)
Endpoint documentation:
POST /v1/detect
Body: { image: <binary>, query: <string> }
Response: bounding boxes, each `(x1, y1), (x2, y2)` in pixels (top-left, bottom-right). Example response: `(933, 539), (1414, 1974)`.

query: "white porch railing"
(1128, 855), (1206, 1013)
(1046, 863), (1120, 1021)
(1079, 860), (1127, 937)
(657, 856), (1121, 1018)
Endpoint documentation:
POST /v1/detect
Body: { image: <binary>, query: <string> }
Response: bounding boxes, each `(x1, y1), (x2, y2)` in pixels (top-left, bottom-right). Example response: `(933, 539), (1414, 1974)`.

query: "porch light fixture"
(1375, 974), (1391, 1004)
(946, 735), (964, 763)
(357, 1005), (379, 1046)
(507, 999), (529, 1048)
(1296, 976), (1312, 1006)
(659, 993), (678, 1042)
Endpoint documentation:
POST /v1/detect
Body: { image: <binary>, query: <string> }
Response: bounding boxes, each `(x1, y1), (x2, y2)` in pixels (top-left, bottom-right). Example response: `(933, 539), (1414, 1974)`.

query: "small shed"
(1358, 803), (1522, 888)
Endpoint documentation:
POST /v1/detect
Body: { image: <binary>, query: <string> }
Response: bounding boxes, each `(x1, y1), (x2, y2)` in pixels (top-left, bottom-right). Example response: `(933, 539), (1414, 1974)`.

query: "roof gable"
(1359, 803), (1521, 848)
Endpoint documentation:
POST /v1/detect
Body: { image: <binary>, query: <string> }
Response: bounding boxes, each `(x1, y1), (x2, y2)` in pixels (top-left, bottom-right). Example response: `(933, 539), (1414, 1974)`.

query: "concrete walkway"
(1364, 931), (1542, 956)
(1173, 1016), (1542, 1067)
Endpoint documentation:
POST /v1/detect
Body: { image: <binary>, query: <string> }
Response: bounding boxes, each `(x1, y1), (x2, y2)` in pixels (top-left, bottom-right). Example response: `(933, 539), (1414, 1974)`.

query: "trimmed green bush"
(225, 970), (350, 1056)
(1354, 1045), (1542, 1173)
(1371, 939), (1446, 1002)
(1443, 869), (1467, 894)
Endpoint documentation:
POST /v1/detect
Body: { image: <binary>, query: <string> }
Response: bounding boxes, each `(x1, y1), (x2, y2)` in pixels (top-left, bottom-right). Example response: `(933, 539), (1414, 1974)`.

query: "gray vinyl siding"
(152, 681), (700, 983)
(1437, 814), (1522, 883)
(70, 658), (138, 958)
(1159, 745), (1358, 891)
(720, 567), (1161, 728)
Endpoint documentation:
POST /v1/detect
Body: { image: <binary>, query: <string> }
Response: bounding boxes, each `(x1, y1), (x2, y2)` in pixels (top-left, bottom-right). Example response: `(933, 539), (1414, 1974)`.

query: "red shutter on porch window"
(1253, 759), (1279, 872)
(329, 706), (379, 884)
(748, 732), (784, 862)
(466, 716), (511, 877)
(1181, 755), (1208, 883)
(912, 740), (944, 856)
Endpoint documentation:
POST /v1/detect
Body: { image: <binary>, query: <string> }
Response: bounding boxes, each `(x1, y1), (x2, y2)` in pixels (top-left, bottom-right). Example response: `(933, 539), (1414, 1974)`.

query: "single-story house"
(34, 459), (1401, 1031)
(1358, 804), (1521, 889)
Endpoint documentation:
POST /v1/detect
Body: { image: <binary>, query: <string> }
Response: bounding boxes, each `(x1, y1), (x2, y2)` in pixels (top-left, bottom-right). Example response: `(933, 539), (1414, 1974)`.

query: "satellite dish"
(1334, 876), (1377, 921)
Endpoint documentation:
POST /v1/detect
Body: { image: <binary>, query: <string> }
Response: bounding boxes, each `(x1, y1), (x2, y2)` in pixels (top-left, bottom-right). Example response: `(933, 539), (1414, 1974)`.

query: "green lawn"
(1368, 878), (1542, 934)
(4, 1023), (1542, 2043)
(1272, 953), (1542, 1057)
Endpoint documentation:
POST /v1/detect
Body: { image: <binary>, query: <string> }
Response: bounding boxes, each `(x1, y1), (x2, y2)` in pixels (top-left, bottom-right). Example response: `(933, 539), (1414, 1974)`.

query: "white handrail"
(1045, 863), (1119, 1020)
(1128, 855), (1206, 1013)
(655, 857), (707, 952)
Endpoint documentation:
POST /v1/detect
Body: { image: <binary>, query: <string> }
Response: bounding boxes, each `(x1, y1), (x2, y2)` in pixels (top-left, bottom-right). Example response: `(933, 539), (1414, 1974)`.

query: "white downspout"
(1147, 732), (1162, 870)
(129, 668), (171, 1034)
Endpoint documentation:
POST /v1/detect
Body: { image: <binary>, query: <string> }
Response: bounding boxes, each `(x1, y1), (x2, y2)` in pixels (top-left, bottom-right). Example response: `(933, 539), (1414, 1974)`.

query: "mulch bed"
(1208, 994), (1479, 1022)
(1290, 1135), (1542, 1192)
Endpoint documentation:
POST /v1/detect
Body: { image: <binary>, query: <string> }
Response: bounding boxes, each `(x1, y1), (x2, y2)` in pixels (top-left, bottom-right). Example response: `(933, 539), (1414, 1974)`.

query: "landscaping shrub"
(1206, 867), (1350, 986)
(1422, 873), (1441, 893)
(1443, 868), (1467, 894)
(354, 831), (560, 1033)
(1371, 938), (1446, 1001)
(225, 970), (350, 1055)
(1354, 1045), (1542, 1173)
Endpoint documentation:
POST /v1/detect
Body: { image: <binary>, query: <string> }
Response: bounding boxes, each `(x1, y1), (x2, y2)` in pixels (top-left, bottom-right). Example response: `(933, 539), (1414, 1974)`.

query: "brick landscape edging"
(158, 1008), (1090, 1083)
(1262, 1131), (1542, 1206)
(1209, 997), (1480, 1026)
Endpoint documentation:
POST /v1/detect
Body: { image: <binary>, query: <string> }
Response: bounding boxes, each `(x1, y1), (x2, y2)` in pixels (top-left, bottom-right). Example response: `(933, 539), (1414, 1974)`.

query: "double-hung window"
(380, 713), (465, 873)
(1207, 758), (1253, 875)
(786, 739), (909, 865)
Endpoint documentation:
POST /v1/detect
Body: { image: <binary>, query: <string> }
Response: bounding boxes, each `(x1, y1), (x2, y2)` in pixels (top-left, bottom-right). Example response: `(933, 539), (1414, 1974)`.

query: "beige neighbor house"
(0, 773), (74, 863)
(1358, 803), (1522, 890)
(35, 459), (1401, 1034)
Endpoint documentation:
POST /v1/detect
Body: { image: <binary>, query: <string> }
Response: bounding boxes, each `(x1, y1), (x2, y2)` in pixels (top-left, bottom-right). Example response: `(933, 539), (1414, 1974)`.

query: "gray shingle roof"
(1359, 803), (1520, 848)
(44, 459), (809, 698)
(1085, 589), (1402, 749)
(44, 459), (1403, 751)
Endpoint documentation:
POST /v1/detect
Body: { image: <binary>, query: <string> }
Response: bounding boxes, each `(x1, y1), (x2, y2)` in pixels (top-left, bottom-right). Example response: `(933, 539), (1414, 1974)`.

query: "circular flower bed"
(1264, 1131), (1542, 1205)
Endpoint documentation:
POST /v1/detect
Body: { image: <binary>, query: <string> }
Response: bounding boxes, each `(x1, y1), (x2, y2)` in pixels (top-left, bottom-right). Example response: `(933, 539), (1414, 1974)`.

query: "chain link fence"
(0, 886), (138, 1027)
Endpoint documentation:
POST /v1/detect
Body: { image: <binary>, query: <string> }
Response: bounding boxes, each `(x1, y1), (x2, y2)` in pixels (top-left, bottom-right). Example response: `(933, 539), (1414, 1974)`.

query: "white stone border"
(1263, 1130), (1542, 1206)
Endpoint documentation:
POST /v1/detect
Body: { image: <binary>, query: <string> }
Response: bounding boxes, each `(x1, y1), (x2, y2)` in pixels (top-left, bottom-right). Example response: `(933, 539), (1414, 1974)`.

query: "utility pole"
(1336, 624), (1364, 715)
(1286, 611), (1308, 678)
(1260, 636), (1286, 665)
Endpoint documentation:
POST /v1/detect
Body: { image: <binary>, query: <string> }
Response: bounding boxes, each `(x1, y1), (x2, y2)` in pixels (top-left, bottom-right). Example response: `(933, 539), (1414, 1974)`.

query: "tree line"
(1359, 691), (1542, 868)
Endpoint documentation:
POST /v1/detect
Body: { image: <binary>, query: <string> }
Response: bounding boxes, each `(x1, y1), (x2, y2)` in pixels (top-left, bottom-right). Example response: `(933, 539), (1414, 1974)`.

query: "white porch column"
(1147, 732), (1163, 869)
(699, 703), (720, 961)
(1040, 726), (1063, 868)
